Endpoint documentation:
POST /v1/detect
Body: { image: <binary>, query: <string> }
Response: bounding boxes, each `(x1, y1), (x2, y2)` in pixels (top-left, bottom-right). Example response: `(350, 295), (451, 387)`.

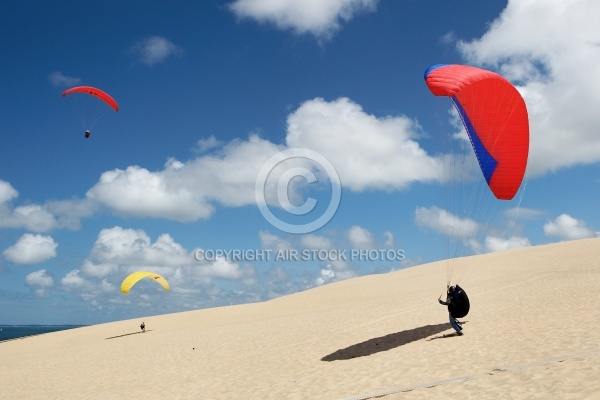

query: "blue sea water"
(0, 325), (85, 342)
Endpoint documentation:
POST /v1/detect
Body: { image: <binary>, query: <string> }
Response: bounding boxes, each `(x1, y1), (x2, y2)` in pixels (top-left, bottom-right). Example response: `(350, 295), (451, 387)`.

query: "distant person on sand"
(439, 285), (464, 336)
(140, 321), (145, 333)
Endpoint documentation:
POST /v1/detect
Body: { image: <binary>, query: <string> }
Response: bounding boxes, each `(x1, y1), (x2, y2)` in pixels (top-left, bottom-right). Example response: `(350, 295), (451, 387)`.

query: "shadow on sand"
(105, 330), (153, 340)
(322, 323), (458, 361)
(426, 321), (468, 341)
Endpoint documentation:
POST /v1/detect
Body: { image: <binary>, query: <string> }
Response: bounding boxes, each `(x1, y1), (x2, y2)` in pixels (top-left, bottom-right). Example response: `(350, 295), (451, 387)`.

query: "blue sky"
(1, 0), (599, 325)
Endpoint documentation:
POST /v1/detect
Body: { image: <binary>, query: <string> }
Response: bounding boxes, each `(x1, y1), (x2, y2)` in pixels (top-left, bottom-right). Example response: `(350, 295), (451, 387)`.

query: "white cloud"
(193, 136), (223, 154)
(0, 188), (59, 231)
(315, 264), (336, 286)
(311, 259), (356, 285)
(286, 97), (439, 192)
(3, 234), (58, 265)
(61, 269), (115, 302)
(229, 0), (378, 39)
(504, 207), (544, 220)
(266, 267), (288, 281)
(259, 231), (293, 253)
(193, 256), (255, 281)
(61, 270), (89, 290)
(456, 0), (600, 176)
(543, 214), (596, 241)
(347, 225), (375, 249)
(485, 236), (531, 252)
(86, 135), (282, 221)
(77, 226), (256, 298)
(82, 226), (192, 278)
(130, 36), (183, 65)
(44, 198), (96, 230)
(26, 269), (55, 297)
(0, 180), (18, 203)
(415, 206), (479, 239)
(0, 180), (91, 232)
(10, 205), (58, 232)
(26, 269), (54, 287)
(48, 71), (81, 87)
(87, 165), (213, 222)
(383, 231), (394, 248)
(300, 233), (333, 250)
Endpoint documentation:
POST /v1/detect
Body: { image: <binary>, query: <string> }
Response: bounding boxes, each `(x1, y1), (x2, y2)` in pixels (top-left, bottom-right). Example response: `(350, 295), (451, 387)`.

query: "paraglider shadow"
(426, 321), (468, 341)
(321, 323), (450, 362)
(105, 330), (153, 340)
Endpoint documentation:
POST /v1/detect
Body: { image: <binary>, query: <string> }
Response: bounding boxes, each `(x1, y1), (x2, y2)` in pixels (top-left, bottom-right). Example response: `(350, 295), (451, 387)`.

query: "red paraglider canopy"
(424, 64), (529, 200)
(62, 86), (119, 112)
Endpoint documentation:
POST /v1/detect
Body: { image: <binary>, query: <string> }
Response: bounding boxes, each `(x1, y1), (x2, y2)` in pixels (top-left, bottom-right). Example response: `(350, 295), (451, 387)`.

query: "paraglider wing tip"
(424, 63), (451, 80)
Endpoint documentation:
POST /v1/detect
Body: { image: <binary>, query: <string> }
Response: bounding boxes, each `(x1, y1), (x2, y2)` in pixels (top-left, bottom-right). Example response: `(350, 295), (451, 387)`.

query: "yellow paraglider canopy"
(120, 271), (170, 295)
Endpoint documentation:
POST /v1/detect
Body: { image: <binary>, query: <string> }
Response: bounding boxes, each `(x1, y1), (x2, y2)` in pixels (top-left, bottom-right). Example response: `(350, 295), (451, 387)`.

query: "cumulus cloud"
(259, 231), (293, 253)
(130, 36), (183, 65)
(229, 0), (378, 39)
(82, 226), (193, 278)
(193, 136), (223, 154)
(315, 263), (336, 285)
(3, 234), (58, 265)
(48, 71), (81, 87)
(485, 236), (531, 252)
(347, 225), (375, 249)
(456, 0), (600, 176)
(0, 180), (92, 232)
(86, 135), (282, 221)
(0, 202), (89, 232)
(26, 269), (54, 287)
(79, 226), (255, 292)
(61, 269), (88, 289)
(26, 269), (55, 297)
(543, 214), (596, 241)
(44, 198), (96, 230)
(286, 97), (439, 191)
(86, 165), (214, 222)
(193, 256), (255, 281)
(383, 231), (394, 248)
(8, 205), (59, 232)
(0, 181), (56, 232)
(415, 206), (479, 239)
(300, 233), (333, 250)
(0, 180), (18, 203)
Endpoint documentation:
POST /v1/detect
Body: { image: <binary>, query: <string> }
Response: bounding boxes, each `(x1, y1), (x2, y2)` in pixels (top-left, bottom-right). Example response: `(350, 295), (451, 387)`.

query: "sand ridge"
(1, 238), (599, 399)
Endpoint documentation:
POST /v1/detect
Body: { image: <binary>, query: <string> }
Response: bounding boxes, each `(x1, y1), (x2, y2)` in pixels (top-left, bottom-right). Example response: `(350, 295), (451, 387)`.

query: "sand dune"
(2, 238), (599, 399)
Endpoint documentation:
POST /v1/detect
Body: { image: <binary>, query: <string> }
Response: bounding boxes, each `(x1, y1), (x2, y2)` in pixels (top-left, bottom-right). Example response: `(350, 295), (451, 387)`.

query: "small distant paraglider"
(120, 271), (169, 295)
(62, 85), (119, 138)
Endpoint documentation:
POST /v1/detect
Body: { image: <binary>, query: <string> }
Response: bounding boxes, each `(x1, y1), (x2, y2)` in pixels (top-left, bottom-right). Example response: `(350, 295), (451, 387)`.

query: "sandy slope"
(2, 238), (599, 399)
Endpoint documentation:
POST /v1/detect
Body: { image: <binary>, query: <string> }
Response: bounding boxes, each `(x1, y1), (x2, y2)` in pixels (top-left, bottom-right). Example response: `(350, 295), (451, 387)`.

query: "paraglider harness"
(442, 285), (470, 319)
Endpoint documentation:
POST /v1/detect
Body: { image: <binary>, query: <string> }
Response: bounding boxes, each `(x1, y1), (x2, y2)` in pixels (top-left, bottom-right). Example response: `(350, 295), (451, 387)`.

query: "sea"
(0, 325), (86, 342)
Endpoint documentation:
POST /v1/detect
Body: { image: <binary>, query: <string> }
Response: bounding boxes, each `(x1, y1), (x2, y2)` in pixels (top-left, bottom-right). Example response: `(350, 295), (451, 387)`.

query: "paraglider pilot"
(439, 286), (463, 336)
(84, 130), (90, 138)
